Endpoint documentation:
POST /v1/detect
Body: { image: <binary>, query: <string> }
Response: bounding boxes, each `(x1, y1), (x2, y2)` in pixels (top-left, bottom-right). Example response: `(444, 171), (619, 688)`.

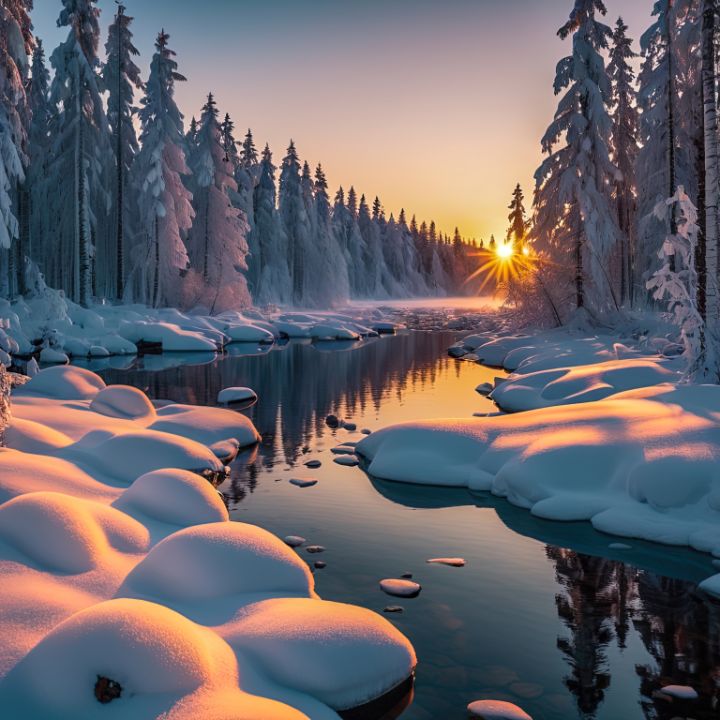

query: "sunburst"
(465, 244), (535, 292)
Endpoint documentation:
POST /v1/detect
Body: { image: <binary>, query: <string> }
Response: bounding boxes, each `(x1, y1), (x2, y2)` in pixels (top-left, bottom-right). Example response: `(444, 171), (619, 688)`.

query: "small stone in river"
(609, 543), (632, 550)
(380, 578), (421, 598)
(401, 572), (413, 579)
(343, 422), (357, 431)
(289, 478), (318, 488)
(305, 459), (322, 468)
(658, 685), (699, 701)
(427, 557), (466, 567)
(331, 445), (356, 455)
(467, 699), (533, 719)
(384, 605), (404, 614)
(283, 535), (306, 548)
(314, 561), (327, 569)
(334, 455), (359, 467)
(475, 382), (494, 397)
(326, 414), (341, 428)
(306, 545), (326, 554)
(361, 428), (372, 435)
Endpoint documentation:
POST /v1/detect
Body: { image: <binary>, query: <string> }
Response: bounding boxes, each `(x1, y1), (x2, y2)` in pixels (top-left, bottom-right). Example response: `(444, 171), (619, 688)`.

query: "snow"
(0, 366), (414, 717)
(467, 699), (533, 719)
(39, 347), (69, 364)
(699, 573), (720, 599)
(658, 685), (699, 700)
(357, 382), (720, 559)
(379, 579), (422, 598)
(217, 386), (257, 405)
(427, 558), (466, 567)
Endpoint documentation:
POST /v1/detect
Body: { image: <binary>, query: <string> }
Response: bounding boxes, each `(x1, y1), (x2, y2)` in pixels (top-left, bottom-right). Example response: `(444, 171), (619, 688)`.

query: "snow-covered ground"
(357, 323), (720, 597)
(0, 366), (415, 719)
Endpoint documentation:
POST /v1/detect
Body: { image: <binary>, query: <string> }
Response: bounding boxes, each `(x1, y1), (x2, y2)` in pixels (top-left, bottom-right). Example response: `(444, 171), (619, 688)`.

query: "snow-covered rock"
(658, 685), (699, 700)
(15, 365), (106, 400)
(467, 699), (533, 719)
(217, 386), (258, 405)
(39, 347), (69, 364)
(89, 385), (157, 421)
(379, 579), (422, 598)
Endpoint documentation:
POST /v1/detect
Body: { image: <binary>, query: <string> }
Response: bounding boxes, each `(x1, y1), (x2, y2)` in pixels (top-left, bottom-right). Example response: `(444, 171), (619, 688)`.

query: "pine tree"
(532, 0), (621, 314)
(27, 39), (50, 269)
(608, 17), (639, 306)
(185, 93), (251, 311)
(129, 29), (193, 308)
(253, 144), (290, 305)
(241, 128), (258, 168)
(104, 3), (143, 300)
(0, 1), (32, 296)
(506, 183), (528, 250)
(279, 141), (311, 304)
(48, 0), (110, 306)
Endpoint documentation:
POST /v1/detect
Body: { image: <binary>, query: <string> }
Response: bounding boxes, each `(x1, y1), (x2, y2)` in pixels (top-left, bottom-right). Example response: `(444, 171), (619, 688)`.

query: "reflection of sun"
(465, 244), (535, 292)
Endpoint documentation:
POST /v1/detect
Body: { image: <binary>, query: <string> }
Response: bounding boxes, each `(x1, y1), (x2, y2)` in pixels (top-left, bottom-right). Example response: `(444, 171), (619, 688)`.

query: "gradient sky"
(33, 0), (653, 241)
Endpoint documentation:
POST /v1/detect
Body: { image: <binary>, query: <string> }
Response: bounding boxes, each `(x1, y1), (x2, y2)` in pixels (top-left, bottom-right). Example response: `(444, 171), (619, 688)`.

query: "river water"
(92, 330), (720, 720)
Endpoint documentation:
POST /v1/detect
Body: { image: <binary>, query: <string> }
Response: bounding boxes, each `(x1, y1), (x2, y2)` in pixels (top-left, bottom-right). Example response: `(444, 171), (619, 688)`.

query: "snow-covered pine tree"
(531, 0), (621, 316)
(279, 141), (312, 304)
(103, 3), (143, 301)
(27, 39), (50, 271)
(185, 93), (251, 312)
(357, 193), (385, 297)
(129, 29), (193, 308)
(0, 1), (32, 297)
(608, 17), (639, 307)
(48, 0), (110, 306)
(647, 187), (707, 377)
(253, 143), (290, 305)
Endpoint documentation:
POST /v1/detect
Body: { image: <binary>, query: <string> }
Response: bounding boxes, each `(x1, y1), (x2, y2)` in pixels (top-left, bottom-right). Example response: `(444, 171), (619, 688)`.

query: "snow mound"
(119, 320), (219, 352)
(357, 384), (720, 558)
(467, 699), (533, 719)
(659, 684), (699, 700)
(39, 347), (69, 364)
(224, 597), (416, 710)
(379, 579), (422, 598)
(116, 469), (229, 526)
(152, 403), (260, 448)
(0, 492), (148, 573)
(222, 323), (275, 344)
(122, 522), (313, 602)
(79, 430), (224, 484)
(89, 385), (157, 420)
(0, 598), (237, 717)
(491, 358), (678, 412)
(15, 365), (106, 400)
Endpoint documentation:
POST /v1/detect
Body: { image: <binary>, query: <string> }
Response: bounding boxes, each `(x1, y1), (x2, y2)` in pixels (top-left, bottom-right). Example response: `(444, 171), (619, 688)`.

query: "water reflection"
(95, 331), (720, 720)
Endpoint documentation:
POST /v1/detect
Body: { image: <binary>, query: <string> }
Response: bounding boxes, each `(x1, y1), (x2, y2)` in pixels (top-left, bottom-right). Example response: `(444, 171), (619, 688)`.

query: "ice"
(380, 579), (422, 598)
(467, 699), (533, 719)
(217, 386), (257, 405)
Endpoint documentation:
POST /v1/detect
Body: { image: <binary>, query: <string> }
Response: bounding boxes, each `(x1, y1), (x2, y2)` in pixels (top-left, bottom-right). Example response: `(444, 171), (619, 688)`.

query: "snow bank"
(357, 383), (720, 559)
(0, 365), (415, 718)
(491, 358), (679, 412)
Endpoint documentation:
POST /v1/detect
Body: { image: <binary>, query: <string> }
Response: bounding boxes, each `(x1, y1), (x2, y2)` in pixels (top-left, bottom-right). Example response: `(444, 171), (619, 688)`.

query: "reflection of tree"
(633, 575), (720, 719)
(547, 546), (720, 720)
(547, 548), (615, 718)
(100, 331), (460, 488)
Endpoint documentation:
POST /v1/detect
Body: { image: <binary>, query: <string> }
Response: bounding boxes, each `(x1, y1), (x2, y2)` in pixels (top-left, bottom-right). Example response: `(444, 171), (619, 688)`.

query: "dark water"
(93, 331), (720, 720)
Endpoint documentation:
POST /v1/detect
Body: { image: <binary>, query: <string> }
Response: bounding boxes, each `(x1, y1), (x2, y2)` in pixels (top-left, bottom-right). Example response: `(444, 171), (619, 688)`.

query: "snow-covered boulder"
(38, 347), (69, 364)
(15, 365), (106, 400)
(121, 522), (313, 602)
(467, 699), (533, 719)
(90, 386), (157, 421)
(116, 469), (229, 527)
(217, 386), (257, 405)
(223, 597), (416, 710)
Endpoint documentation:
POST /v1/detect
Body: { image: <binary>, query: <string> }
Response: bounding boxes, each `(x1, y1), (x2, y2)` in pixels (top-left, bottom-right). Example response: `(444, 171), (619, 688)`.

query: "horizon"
(33, 0), (652, 241)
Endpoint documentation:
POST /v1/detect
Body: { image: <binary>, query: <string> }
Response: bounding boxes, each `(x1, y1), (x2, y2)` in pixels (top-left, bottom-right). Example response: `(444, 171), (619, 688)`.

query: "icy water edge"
(88, 330), (720, 720)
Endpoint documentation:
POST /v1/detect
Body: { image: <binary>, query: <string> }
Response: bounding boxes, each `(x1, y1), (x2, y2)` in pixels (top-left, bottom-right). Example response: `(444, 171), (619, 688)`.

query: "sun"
(496, 243), (514, 260)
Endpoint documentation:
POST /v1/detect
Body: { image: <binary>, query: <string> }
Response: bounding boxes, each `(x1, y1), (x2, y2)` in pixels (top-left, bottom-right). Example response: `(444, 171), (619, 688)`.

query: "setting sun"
(496, 243), (514, 260)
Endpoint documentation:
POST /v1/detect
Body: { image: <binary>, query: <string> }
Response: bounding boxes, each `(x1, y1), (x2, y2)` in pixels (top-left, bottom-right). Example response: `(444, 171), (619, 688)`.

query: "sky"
(32, 0), (654, 242)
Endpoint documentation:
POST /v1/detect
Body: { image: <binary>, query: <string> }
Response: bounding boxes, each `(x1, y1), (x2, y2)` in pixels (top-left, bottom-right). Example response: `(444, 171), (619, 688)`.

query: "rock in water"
(658, 685), (698, 700)
(343, 422), (357, 432)
(331, 445), (357, 455)
(304, 460), (322, 468)
(217, 387), (258, 405)
(383, 606), (404, 614)
(467, 700), (533, 719)
(289, 478), (318, 488)
(314, 561), (326, 569)
(380, 579), (421, 598)
(334, 455), (359, 467)
(306, 545), (326, 554)
(427, 557), (466, 567)
(326, 414), (340, 428)
(283, 535), (306, 548)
